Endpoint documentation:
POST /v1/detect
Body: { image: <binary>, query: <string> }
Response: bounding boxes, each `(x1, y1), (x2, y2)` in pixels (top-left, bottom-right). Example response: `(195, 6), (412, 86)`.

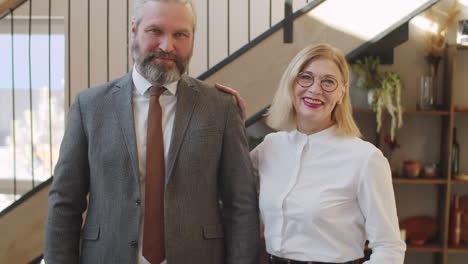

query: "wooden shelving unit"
(354, 45), (468, 264)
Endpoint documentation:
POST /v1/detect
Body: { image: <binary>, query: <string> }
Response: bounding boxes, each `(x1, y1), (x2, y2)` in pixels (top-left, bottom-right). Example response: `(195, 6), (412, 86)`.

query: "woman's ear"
(337, 87), (345, 105)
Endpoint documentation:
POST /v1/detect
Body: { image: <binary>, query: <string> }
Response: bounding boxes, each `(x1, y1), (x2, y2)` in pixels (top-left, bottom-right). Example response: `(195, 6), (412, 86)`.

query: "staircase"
(0, 0), (440, 263)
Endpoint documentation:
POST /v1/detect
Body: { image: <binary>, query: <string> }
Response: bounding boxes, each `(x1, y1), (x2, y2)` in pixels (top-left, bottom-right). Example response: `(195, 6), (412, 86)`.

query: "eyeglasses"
(296, 71), (340, 92)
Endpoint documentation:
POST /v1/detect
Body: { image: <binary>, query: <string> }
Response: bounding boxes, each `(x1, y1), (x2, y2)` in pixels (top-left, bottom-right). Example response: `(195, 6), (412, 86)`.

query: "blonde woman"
(217, 43), (405, 263)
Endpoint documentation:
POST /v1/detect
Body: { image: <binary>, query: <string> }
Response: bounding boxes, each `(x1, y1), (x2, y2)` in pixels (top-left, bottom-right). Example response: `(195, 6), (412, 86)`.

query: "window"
(0, 16), (65, 211)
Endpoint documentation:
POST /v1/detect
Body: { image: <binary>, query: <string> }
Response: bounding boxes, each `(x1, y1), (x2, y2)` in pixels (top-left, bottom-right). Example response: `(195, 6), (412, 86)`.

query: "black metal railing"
(0, 0), (65, 212)
(0, 0), (314, 214)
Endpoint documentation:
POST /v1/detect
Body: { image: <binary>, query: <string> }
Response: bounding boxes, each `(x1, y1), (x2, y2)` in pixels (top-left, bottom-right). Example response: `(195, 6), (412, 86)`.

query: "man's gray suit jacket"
(44, 72), (260, 264)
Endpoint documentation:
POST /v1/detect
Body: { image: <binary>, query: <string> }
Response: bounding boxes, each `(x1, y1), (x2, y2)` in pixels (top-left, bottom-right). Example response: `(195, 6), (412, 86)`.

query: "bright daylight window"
(0, 16), (65, 211)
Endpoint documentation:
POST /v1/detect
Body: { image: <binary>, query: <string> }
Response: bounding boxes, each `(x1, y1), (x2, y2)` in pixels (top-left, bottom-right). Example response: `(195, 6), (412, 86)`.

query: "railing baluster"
(68, 0), (71, 107)
(284, 0), (293, 43)
(206, 0), (210, 70)
(126, 0), (129, 71)
(106, 0), (110, 82)
(48, 0), (53, 177)
(87, 0), (90, 88)
(269, 0), (272, 28)
(247, 0), (250, 42)
(10, 10), (17, 200)
(227, 0), (230, 56)
(28, 0), (35, 188)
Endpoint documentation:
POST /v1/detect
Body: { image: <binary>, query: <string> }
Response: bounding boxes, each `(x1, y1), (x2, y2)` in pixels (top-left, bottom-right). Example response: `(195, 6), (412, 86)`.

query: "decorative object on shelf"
(423, 55), (442, 109)
(459, 195), (468, 243)
(400, 215), (437, 246)
(450, 195), (463, 246)
(422, 164), (439, 179)
(402, 159), (421, 178)
(455, 106), (468, 112)
(457, 19), (468, 46)
(384, 135), (400, 172)
(452, 127), (460, 176)
(453, 173), (468, 181)
(352, 56), (403, 140)
(418, 75), (434, 110)
(384, 135), (401, 150)
(423, 0), (461, 108)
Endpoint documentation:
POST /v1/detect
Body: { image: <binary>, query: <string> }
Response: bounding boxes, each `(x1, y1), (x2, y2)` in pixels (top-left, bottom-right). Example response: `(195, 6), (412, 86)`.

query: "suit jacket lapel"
(166, 75), (199, 183)
(111, 72), (140, 184)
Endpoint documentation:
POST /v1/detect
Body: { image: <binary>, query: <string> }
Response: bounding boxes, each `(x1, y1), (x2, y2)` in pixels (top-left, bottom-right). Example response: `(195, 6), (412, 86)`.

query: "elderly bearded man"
(44, 0), (260, 263)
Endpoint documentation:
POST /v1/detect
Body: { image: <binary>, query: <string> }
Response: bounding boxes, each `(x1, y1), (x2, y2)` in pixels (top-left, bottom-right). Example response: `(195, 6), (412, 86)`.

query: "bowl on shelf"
(400, 215), (437, 246)
(422, 164), (439, 179)
(402, 160), (421, 178)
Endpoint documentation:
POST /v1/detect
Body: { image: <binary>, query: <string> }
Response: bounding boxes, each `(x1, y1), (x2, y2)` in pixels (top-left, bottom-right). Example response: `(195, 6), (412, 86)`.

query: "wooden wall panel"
(229, 0), (248, 56)
(89, 0), (108, 86)
(271, 0), (285, 27)
(250, 0), (269, 41)
(208, 0), (228, 68)
(108, 0), (128, 81)
(68, 0), (88, 102)
(189, 0), (207, 77)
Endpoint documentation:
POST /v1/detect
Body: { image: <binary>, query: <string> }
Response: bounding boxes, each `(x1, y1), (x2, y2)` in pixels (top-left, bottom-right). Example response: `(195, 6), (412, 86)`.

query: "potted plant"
(352, 56), (403, 140)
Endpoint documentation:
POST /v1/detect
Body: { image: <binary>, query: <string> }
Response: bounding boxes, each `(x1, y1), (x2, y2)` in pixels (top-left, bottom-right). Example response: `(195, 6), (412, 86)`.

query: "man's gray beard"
(132, 41), (191, 85)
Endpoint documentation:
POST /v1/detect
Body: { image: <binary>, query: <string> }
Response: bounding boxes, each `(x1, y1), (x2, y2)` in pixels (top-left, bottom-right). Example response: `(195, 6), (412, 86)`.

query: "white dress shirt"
(132, 66), (177, 264)
(250, 126), (406, 263)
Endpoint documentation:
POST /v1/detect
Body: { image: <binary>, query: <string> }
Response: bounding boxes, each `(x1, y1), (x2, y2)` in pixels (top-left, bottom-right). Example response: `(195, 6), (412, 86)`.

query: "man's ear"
(131, 22), (137, 37)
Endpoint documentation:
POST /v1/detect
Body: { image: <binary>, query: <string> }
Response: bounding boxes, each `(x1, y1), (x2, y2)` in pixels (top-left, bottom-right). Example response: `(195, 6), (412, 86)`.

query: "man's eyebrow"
(175, 28), (192, 34)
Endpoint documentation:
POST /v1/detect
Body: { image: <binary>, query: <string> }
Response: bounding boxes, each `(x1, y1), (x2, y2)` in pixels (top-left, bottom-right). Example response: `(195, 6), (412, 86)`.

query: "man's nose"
(159, 35), (175, 53)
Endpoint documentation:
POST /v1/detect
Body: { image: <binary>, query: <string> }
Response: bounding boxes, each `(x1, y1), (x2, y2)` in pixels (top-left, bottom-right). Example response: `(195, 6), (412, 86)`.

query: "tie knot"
(148, 86), (165, 97)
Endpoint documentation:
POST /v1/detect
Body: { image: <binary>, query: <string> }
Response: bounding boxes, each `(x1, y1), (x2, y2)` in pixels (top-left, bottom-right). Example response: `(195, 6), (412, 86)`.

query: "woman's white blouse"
(250, 126), (406, 263)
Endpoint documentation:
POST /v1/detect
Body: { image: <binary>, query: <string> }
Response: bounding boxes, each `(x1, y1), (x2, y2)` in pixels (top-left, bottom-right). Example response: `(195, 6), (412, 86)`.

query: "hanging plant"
(353, 56), (404, 140)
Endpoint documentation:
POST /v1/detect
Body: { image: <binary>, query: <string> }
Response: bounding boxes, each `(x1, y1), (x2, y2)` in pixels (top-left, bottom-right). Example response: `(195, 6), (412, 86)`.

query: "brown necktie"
(143, 86), (166, 263)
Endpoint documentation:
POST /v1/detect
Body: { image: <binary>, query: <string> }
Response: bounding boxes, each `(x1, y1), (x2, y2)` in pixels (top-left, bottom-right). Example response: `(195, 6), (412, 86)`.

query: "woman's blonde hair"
(266, 43), (361, 137)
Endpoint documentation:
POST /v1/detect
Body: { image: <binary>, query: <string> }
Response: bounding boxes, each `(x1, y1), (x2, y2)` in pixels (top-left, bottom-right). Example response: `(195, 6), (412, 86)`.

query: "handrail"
(29, 254), (44, 264)
(346, 0), (438, 62)
(0, 0), (27, 19)
(245, 105), (270, 128)
(0, 177), (52, 218)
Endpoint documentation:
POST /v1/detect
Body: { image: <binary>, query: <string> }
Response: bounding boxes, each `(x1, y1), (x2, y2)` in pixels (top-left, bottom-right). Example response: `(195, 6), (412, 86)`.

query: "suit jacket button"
(130, 240), (138, 248)
(135, 199), (141, 205)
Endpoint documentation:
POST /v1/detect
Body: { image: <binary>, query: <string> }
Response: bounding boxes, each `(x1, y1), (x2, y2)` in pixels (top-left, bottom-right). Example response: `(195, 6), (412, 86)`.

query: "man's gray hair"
(132, 0), (196, 29)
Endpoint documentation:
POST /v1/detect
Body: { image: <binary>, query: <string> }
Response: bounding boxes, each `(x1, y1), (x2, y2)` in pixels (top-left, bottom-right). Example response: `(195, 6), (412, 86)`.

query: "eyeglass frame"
(295, 71), (341, 92)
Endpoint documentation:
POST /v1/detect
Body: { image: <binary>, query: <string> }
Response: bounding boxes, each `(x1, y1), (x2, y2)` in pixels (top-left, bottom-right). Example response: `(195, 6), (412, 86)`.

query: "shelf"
(451, 180), (468, 185)
(353, 108), (450, 115)
(406, 244), (443, 253)
(404, 110), (450, 116)
(392, 177), (447, 184)
(447, 245), (468, 254)
(353, 108), (373, 113)
(454, 106), (468, 114)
